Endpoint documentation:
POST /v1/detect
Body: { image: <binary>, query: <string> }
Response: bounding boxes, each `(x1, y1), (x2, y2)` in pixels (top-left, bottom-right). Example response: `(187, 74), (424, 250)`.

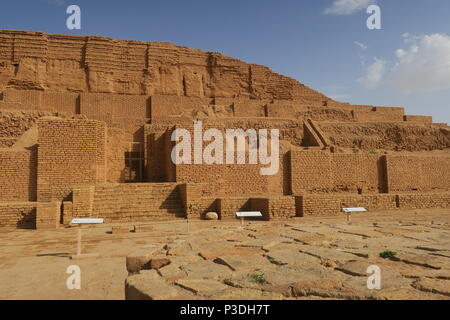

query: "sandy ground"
(1, 209), (450, 300)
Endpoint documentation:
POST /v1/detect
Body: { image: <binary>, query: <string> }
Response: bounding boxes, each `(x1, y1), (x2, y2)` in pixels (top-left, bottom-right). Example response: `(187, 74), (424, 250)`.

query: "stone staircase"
(91, 183), (185, 222)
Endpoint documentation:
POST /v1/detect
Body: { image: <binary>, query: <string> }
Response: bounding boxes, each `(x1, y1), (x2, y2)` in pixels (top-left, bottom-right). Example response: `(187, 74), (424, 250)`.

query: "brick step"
(92, 199), (182, 205)
(94, 185), (178, 190)
(93, 206), (184, 212)
(93, 206), (183, 211)
(93, 199), (181, 205)
(95, 211), (185, 217)
(93, 193), (179, 198)
(93, 191), (179, 195)
(93, 190), (179, 195)
(96, 210), (184, 215)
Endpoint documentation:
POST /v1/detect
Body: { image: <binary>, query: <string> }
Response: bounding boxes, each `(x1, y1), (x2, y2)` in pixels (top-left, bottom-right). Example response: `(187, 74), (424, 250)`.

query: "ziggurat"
(0, 30), (449, 229)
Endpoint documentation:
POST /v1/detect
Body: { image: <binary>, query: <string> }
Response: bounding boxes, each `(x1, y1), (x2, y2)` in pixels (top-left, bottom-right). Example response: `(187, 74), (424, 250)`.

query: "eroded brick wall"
(387, 155), (450, 192)
(37, 118), (106, 201)
(290, 151), (387, 194)
(298, 194), (397, 216)
(0, 202), (36, 229)
(0, 149), (36, 201)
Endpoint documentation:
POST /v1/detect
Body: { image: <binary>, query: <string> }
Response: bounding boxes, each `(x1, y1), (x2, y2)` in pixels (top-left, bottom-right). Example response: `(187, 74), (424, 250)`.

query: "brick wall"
(291, 151), (387, 194)
(386, 155), (450, 192)
(81, 183), (184, 222)
(352, 107), (405, 122)
(106, 127), (130, 183)
(404, 115), (433, 123)
(0, 202), (36, 229)
(37, 118), (107, 201)
(36, 201), (60, 229)
(297, 194), (397, 216)
(251, 196), (296, 220)
(0, 149), (36, 201)
(398, 193), (450, 209)
(218, 198), (252, 219)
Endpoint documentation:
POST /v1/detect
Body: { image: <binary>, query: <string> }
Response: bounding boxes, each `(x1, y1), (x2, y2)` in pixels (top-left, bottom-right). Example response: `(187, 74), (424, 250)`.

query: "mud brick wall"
(41, 92), (78, 114)
(291, 151), (387, 194)
(88, 183), (184, 222)
(297, 194), (397, 216)
(145, 125), (170, 182)
(218, 198), (252, 219)
(404, 115), (433, 123)
(36, 201), (60, 229)
(291, 151), (332, 193)
(170, 122), (273, 195)
(179, 183), (217, 219)
(266, 102), (296, 118)
(185, 198), (217, 219)
(71, 185), (95, 219)
(265, 196), (296, 220)
(0, 202), (36, 229)
(62, 201), (73, 225)
(352, 107), (405, 122)
(0, 30), (332, 102)
(250, 197), (296, 220)
(80, 93), (149, 133)
(37, 118), (107, 201)
(386, 155), (450, 192)
(320, 122), (450, 152)
(106, 127), (129, 183)
(0, 149), (36, 201)
(331, 154), (386, 193)
(298, 195), (341, 216)
(250, 198), (270, 220)
(397, 193), (450, 209)
(233, 100), (267, 117)
(151, 95), (211, 119)
(176, 163), (269, 196)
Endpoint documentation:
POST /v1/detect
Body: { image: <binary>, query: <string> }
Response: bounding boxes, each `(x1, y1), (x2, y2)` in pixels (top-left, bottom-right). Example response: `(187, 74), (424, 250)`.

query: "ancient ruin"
(0, 30), (450, 230)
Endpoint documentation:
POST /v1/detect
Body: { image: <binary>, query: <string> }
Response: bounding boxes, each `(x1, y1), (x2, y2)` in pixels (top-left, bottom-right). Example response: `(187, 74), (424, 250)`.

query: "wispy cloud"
(358, 57), (386, 89)
(389, 33), (450, 93)
(329, 93), (351, 101)
(325, 0), (376, 15)
(354, 41), (368, 50)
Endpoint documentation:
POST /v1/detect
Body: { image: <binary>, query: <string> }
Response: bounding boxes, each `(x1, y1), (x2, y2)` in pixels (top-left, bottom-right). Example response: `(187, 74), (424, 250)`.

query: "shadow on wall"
(16, 208), (36, 229)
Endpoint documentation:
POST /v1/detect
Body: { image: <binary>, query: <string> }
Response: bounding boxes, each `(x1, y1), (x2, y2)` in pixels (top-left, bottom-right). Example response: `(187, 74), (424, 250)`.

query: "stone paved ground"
(1, 209), (450, 300)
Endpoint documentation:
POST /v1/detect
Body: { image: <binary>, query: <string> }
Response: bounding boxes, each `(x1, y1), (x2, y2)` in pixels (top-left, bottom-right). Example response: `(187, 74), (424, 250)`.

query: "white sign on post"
(71, 218), (104, 224)
(236, 211), (262, 227)
(342, 208), (367, 213)
(70, 218), (104, 259)
(342, 207), (367, 225)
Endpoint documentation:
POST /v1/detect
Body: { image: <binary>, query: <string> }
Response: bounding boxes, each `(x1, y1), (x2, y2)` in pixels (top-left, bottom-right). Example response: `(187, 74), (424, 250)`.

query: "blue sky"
(1, 0), (450, 124)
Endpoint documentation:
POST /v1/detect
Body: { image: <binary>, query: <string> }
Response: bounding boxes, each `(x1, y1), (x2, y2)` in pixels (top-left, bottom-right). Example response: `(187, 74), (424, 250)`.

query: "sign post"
(342, 207), (367, 225)
(236, 211), (263, 228)
(70, 218), (104, 259)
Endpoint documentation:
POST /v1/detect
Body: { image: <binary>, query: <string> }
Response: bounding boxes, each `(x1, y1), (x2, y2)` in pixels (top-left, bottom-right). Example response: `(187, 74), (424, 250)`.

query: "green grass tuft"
(249, 273), (266, 284)
(379, 250), (397, 259)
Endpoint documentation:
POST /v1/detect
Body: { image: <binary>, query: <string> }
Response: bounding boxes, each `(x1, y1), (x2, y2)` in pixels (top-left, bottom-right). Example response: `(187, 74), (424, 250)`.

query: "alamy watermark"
(66, 4), (81, 30)
(367, 265), (381, 290)
(66, 265), (81, 290)
(367, 5), (381, 30)
(171, 121), (280, 176)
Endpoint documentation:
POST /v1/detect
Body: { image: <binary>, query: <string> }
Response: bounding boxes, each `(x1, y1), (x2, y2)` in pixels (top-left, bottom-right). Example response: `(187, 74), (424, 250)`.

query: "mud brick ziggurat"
(0, 30), (449, 230)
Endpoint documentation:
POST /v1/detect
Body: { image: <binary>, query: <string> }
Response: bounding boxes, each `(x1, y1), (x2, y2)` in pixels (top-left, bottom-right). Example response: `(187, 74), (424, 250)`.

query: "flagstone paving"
(0, 208), (450, 299)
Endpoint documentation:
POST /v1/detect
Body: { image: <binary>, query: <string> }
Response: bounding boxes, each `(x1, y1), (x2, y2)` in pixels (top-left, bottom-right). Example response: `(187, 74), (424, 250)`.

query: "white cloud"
(388, 33), (450, 93)
(325, 0), (376, 15)
(354, 41), (368, 50)
(358, 58), (386, 89)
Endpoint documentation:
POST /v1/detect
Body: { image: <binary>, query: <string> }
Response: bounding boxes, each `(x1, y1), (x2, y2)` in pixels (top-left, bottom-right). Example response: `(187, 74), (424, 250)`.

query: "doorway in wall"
(124, 142), (144, 182)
